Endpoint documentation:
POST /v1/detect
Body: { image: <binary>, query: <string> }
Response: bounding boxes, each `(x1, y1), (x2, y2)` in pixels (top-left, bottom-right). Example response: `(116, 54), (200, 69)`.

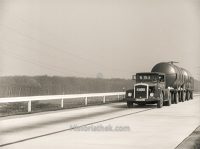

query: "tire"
(182, 92), (186, 102)
(187, 92), (190, 100)
(174, 92), (179, 104)
(166, 92), (171, 106)
(190, 92), (193, 99)
(157, 92), (164, 108)
(186, 91), (189, 101)
(179, 92), (181, 102)
(171, 93), (175, 104)
(127, 101), (133, 108)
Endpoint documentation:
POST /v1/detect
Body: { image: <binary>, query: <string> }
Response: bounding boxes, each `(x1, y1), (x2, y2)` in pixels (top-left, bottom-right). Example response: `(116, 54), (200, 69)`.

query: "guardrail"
(0, 92), (125, 112)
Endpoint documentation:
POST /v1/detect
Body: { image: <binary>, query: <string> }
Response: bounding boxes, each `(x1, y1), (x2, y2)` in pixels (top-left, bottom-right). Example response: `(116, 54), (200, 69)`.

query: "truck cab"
(125, 72), (171, 108)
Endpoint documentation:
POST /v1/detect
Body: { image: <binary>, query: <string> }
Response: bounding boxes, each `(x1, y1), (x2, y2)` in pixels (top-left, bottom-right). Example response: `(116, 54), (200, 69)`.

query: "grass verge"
(176, 125), (200, 149)
(0, 95), (124, 117)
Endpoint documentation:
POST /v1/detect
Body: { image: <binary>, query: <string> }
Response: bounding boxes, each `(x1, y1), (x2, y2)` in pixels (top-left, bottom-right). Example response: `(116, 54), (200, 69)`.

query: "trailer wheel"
(190, 92), (193, 99)
(166, 93), (171, 106)
(182, 91), (186, 102)
(187, 92), (190, 100)
(186, 91), (189, 101)
(174, 92), (179, 104)
(171, 92), (175, 104)
(127, 101), (133, 108)
(157, 93), (164, 108)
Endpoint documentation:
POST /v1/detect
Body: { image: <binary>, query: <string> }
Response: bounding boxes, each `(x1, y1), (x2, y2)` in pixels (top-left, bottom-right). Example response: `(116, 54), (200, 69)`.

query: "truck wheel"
(174, 93), (179, 104)
(157, 93), (163, 108)
(166, 93), (171, 106)
(127, 101), (133, 108)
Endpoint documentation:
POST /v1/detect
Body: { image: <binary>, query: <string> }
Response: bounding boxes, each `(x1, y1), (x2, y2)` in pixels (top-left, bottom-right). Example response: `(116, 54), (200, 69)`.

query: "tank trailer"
(125, 62), (194, 108)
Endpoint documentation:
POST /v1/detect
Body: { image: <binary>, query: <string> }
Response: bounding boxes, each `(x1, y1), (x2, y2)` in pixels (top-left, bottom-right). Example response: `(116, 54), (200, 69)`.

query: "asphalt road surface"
(0, 95), (199, 149)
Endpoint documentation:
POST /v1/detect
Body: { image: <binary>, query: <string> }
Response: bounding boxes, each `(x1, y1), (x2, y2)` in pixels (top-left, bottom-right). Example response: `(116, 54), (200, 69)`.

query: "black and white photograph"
(0, 0), (200, 148)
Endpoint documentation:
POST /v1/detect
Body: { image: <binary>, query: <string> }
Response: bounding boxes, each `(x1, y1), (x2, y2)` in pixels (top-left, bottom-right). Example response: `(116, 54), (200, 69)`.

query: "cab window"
(159, 75), (165, 82)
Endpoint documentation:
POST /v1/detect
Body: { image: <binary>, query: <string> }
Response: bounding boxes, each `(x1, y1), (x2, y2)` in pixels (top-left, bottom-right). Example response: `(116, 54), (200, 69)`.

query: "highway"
(0, 95), (199, 149)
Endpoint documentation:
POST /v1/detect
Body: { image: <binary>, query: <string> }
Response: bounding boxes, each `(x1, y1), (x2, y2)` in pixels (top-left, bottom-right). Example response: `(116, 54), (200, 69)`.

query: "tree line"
(0, 76), (199, 98)
(0, 76), (133, 97)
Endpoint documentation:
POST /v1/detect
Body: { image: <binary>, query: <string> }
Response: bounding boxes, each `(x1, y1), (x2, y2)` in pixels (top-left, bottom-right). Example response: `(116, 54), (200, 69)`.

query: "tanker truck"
(125, 62), (194, 108)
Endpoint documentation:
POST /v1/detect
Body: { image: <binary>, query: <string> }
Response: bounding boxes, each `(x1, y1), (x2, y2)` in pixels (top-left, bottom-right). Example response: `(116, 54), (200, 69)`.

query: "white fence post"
(85, 97), (88, 106)
(103, 96), (106, 103)
(61, 98), (64, 108)
(28, 100), (31, 112)
(118, 94), (120, 101)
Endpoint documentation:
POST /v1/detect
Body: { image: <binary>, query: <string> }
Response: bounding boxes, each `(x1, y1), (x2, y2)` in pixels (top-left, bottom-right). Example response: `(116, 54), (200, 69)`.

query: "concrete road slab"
(0, 96), (199, 149)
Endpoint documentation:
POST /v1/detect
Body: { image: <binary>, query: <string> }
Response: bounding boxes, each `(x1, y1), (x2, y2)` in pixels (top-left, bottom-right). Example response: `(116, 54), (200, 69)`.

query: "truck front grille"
(135, 85), (147, 99)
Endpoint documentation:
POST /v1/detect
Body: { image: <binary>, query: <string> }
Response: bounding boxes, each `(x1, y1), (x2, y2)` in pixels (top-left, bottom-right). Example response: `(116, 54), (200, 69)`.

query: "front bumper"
(125, 97), (159, 102)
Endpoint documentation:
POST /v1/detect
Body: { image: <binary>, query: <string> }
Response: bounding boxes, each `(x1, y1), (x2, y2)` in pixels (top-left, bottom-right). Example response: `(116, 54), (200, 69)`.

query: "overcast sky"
(0, 0), (200, 79)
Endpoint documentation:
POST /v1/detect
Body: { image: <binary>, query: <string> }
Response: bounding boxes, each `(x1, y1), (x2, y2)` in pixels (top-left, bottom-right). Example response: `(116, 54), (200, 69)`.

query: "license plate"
(135, 99), (145, 101)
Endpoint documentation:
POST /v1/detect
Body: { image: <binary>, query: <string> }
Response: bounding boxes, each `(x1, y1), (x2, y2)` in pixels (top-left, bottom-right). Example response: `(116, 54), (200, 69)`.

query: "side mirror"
(132, 75), (136, 80)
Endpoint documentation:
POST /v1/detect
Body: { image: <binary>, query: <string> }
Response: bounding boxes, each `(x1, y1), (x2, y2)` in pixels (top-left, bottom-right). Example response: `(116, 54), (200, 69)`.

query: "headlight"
(128, 93), (132, 97)
(150, 93), (154, 97)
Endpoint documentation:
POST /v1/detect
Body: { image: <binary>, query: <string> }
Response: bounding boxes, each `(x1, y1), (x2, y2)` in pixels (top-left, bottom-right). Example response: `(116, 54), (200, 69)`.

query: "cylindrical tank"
(151, 62), (193, 89)
(181, 68), (194, 90)
(181, 68), (189, 87)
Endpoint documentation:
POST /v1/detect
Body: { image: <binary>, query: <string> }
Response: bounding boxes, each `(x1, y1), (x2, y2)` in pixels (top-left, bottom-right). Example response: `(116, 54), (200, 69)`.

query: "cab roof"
(136, 72), (165, 75)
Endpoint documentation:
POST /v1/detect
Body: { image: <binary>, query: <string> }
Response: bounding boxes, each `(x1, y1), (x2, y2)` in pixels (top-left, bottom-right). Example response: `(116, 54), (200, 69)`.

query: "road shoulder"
(176, 125), (200, 149)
